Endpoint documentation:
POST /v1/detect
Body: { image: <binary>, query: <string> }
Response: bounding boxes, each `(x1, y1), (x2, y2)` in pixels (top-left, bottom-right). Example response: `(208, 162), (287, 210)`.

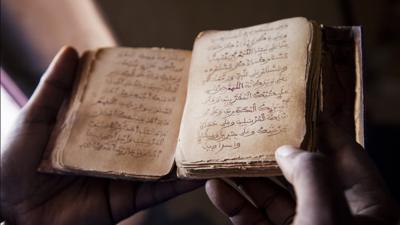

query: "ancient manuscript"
(39, 17), (364, 179)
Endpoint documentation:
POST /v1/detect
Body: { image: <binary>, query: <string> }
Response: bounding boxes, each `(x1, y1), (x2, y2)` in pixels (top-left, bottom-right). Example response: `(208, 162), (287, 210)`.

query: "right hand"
(206, 121), (399, 225)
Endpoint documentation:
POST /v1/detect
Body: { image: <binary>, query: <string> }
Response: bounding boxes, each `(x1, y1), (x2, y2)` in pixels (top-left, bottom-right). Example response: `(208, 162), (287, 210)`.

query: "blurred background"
(1, 0), (399, 224)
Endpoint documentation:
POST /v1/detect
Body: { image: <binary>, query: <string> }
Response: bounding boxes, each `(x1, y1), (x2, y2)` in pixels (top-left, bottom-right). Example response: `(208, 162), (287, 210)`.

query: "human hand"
(0, 47), (203, 225)
(206, 121), (399, 225)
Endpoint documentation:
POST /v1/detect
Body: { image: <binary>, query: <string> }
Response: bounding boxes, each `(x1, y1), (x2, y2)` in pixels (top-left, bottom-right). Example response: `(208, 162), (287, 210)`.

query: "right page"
(176, 17), (315, 178)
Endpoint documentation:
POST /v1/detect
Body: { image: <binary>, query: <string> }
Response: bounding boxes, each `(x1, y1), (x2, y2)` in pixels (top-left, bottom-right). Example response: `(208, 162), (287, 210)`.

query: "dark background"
(2, 1), (399, 224)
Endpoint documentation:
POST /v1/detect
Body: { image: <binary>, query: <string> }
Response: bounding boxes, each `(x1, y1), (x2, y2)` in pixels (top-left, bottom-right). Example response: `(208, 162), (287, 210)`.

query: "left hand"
(0, 47), (203, 225)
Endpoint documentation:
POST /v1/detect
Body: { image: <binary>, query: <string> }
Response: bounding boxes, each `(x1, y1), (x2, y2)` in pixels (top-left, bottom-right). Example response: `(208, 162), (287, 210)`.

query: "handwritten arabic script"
(197, 23), (291, 153)
(79, 49), (187, 159)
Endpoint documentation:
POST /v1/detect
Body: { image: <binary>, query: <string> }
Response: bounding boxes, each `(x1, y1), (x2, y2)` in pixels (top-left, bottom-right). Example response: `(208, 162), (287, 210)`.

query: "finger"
(108, 179), (204, 222)
(275, 145), (352, 225)
(206, 179), (271, 225)
(319, 120), (383, 186)
(235, 178), (295, 225)
(319, 121), (399, 222)
(21, 46), (79, 124)
(1, 47), (79, 191)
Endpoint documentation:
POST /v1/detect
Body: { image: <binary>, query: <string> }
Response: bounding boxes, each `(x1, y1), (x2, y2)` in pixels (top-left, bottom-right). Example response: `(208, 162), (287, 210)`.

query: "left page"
(41, 48), (191, 179)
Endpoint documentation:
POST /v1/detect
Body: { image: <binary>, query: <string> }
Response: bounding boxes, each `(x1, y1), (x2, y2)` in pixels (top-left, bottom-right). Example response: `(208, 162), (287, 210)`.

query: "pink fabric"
(1, 68), (28, 107)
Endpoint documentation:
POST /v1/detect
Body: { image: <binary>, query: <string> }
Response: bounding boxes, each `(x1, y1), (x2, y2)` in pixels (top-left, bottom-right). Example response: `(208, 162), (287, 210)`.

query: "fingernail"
(275, 145), (297, 158)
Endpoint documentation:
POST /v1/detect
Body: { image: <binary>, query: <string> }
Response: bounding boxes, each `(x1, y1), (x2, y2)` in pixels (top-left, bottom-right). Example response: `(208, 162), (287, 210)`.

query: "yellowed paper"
(176, 17), (312, 166)
(62, 48), (191, 177)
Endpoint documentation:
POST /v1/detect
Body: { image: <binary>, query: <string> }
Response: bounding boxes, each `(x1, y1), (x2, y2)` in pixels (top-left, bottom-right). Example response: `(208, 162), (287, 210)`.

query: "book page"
(176, 17), (312, 164)
(62, 48), (191, 177)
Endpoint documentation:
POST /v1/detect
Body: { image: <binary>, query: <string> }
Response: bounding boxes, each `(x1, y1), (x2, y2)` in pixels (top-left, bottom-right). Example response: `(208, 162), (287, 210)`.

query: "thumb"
(22, 46), (79, 124)
(275, 145), (352, 225)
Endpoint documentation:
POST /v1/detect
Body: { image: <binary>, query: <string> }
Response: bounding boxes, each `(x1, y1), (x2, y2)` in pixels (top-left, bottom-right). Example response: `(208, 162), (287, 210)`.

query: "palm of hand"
(1, 47), (202, 225)
(2, 118), (114, 224)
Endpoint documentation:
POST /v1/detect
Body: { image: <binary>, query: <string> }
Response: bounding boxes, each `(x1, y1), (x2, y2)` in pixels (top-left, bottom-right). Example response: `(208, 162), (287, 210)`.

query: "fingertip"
(25, 46), (80, 123)
(206, 179), (271, 225)
(58, 45), (79, 59)
(206, 179), (247, 218)
(275, 145), (298, 160)
(205, 179), (221, 199)
(64, 46), (79, 59)
(41, 46), (79, 85)
(45, 46), (79, 75)
(275, 146), (307, 183)
(53, 45), (78, 61)
(205, 179), (232, 207)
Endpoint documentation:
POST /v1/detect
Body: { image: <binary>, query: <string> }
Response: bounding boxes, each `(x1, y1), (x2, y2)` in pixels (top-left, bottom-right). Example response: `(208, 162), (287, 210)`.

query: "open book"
(39, 17), (364, 179)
